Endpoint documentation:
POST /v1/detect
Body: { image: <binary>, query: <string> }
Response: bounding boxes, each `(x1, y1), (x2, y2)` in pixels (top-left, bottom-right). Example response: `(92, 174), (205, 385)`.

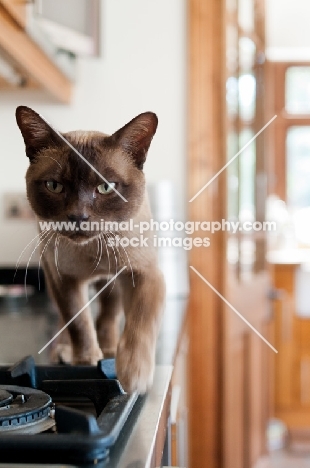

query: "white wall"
(266, 0), (310, 60)
(0, 0), (187, 266)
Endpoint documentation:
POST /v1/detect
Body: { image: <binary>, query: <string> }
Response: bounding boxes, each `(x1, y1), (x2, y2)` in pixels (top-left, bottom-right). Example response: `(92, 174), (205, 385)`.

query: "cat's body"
(16, 106), (165, 393)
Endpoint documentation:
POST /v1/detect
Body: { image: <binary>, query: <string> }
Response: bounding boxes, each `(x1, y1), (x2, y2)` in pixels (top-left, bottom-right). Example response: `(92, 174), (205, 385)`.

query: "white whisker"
(105, 231), (119, 295)
(92, 236), (100, 267)
(14, 230), (48, 282)
(101, 232), (111, 277)
(114, 231), (135, 287)
(38, 232), (55, 290)
(111, 232), (126, 266)
(24, 230), (52, 298)
(54, 233), (62, 280)
(106, 231), (118, 273)
(91, 234), (103, 274)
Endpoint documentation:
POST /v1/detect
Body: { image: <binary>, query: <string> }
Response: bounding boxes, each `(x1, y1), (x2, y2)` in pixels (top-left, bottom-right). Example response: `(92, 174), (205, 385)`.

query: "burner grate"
(0, 356), (138, 464)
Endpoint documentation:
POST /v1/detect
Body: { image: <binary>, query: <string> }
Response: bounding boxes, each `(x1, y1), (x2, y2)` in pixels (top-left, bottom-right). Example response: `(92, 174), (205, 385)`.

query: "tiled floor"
(255, 428), (310, 468)
(255, 452), (310, 468)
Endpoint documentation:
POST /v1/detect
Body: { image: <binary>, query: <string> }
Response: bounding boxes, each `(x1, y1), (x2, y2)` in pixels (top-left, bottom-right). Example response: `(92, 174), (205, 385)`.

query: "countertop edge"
(116, 365), (173, 468)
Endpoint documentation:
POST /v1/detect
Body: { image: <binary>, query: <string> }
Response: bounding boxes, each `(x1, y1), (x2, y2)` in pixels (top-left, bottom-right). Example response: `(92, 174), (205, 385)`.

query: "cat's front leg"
(95, 279), (122, 358)
(44, 267), (103, 365)
(116, 269), (165, 394)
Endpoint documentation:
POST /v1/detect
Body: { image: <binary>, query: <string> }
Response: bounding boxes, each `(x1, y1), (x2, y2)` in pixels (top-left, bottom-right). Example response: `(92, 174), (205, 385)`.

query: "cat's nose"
(67, 213), (89, 223)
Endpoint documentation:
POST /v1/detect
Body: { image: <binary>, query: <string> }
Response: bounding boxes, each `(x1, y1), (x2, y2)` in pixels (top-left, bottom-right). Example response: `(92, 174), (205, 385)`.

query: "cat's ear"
(112, 112), (158, 169)
(16, 106), (60, 160)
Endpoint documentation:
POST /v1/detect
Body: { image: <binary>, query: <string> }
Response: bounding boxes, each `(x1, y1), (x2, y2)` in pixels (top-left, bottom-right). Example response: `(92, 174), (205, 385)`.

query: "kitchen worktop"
(267, 248), (310, 265)
(0, 292), (188, 367)
(0, 291), (188, 467)
(105, 365), (173, 468)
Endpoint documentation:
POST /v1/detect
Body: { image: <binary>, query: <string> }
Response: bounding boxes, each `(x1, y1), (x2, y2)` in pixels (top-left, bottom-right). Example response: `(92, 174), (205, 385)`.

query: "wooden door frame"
(187, 0), (225, 467)
(266, 61), (310, 200)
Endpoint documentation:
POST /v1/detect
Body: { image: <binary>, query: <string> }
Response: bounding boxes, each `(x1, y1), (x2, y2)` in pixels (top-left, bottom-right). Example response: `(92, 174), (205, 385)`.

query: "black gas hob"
(0, 356), (138, 465)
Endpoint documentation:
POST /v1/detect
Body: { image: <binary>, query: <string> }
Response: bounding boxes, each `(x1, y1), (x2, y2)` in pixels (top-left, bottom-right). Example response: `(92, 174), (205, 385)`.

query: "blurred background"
(1, 0), (310, 467)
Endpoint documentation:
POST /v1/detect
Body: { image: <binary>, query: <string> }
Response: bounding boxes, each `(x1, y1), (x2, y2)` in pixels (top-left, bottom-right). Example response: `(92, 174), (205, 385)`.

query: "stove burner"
(0, 385), (54, 433)
(0, 356), (139, 464)
(0, 389), (13, 407)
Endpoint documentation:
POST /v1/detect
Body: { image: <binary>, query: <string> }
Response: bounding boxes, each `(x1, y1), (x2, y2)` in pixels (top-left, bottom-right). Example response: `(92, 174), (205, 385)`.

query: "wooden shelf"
(0, 0), (27, 28)
(0, 3), (72, 103)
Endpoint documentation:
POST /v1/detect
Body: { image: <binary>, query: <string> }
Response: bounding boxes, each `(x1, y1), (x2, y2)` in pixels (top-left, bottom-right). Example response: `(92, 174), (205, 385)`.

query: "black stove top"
(0, 356), (138, 465)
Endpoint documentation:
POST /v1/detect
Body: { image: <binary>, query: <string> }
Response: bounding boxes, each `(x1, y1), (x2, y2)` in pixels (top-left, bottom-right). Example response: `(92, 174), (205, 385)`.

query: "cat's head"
(16, 106), (158, 243)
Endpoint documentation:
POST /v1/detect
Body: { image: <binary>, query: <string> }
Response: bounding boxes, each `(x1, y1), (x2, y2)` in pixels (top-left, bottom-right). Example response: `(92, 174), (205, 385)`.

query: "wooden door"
(187, 0), (225, 466)
(224, 273), (272, 467)
(223, 1), (274, 467)
(266, 63), (310, 428)
(187, 0), (274, 467)
(271, 261), (310, 427)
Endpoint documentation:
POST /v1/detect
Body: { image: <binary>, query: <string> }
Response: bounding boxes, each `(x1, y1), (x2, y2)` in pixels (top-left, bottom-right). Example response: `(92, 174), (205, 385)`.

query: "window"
(286, 67), (310, 114)
(270, 64), (310, 212)
(286, 126), (310, 208)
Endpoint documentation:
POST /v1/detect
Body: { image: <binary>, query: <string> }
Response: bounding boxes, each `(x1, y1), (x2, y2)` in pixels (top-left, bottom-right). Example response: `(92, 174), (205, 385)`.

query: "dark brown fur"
(16, 106), (165, 393)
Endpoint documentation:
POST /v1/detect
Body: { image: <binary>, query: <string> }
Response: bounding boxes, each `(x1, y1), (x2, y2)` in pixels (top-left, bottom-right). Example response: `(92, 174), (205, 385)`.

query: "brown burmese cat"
(16, 106), (165, 394)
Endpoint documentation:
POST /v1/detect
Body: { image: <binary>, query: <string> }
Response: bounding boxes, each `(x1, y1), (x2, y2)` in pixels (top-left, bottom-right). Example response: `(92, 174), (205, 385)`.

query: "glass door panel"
(239, 129), (256, 222)
(238, 0), (254, 33)
(286, 126), (310, 209)
(286, 67), (310, 114)
(239, 73), (256, 121)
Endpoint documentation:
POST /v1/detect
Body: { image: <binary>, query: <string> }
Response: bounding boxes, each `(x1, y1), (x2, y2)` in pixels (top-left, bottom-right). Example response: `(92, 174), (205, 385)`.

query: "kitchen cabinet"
(0, 0), (73, 102)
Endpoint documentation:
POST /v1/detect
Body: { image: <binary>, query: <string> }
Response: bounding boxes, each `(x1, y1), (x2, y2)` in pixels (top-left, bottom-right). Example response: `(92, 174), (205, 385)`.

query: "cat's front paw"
(116, 336), (155, 394)
(72, 346), (103, 365)
(100, 346), (117, 359)
(51, 343), (73, 364)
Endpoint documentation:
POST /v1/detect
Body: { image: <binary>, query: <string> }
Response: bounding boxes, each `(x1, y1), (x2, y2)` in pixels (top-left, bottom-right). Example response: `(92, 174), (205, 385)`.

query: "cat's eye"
(45, 181), (64, 194)
(97, 182), (116, 195)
